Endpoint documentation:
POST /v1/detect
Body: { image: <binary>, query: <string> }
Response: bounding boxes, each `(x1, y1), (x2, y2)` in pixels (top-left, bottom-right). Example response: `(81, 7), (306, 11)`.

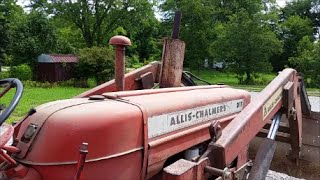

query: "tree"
(160, 0), (217, 69)
(76, 47), (114, 86)
(271, 15), (313, 71)
(0, 0), (24, 67)
(7, 11), (60, 69)
(289, 36), (320, 87)
(159, 0), (279, 71)
(0, 9), (9, 70)
(281, 0), (320, 34)
(211, 10), (282, 84)
(31, 0), (157, 48)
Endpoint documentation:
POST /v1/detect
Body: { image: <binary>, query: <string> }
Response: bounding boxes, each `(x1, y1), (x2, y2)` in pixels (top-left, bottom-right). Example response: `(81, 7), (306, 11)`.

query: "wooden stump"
(159, 38), (186, 88)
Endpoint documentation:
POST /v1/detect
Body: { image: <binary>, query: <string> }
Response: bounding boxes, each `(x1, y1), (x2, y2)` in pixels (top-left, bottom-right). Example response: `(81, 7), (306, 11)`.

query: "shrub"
(9, 64), (32, 81)
(76, 47), (114, 86)
(126, 55), (143, 69)
(0, 71), (10, 79)
(23, 80), (54, 88)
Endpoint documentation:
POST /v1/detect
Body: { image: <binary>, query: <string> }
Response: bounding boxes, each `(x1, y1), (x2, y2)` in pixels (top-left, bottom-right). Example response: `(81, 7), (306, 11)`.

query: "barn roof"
(38, 54), (79, 63)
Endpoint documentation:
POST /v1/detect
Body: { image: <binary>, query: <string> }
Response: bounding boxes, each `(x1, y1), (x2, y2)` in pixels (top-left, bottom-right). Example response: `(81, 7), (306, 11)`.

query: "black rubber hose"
(183, 71), (212, 85)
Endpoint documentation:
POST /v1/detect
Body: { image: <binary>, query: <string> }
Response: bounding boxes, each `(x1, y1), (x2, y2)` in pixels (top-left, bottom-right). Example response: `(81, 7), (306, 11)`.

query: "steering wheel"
(0, 78), (23, 164)
(0, 78), (23, 126)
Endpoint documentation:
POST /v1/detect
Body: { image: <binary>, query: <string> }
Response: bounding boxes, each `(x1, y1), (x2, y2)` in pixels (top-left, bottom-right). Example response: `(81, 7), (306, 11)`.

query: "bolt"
(109, 35), (131, 91)
(80, 142), (88, 153)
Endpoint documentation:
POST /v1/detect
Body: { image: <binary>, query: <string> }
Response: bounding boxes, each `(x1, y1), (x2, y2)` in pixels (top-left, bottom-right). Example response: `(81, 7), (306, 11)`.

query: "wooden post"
(159, 11), (185, 88)
(159, 38), (185, 88)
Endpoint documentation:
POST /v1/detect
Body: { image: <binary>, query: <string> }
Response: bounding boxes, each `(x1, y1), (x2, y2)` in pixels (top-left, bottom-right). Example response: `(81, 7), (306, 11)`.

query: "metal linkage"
(204, 166), (231, 180)
(267, 112), (281, 140)
(75, 142), (88, 180)
(248, 112), (282, 180)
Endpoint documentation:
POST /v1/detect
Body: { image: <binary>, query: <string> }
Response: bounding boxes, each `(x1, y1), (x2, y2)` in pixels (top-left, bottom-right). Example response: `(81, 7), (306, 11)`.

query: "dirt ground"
(266, 170), (304, 180)
(250, 138), (320, 180)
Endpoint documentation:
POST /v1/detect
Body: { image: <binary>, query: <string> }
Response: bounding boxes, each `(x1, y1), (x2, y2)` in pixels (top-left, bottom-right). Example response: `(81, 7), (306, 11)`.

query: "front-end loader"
(0, 34), (319, 180)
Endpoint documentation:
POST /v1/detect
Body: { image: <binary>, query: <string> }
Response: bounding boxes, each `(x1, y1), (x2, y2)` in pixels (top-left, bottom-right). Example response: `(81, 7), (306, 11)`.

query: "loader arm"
(163, 68), (315, 180)
(209, 68), (303, 168)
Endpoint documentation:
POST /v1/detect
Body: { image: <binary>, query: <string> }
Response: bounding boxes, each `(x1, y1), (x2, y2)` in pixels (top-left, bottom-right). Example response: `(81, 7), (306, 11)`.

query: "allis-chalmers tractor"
(0, 35), (319, 180)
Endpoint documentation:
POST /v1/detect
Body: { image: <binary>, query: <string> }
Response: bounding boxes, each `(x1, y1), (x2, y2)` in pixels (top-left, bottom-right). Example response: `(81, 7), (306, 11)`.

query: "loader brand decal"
(263, 87), (283, 120)
(148, 99), (244, 138)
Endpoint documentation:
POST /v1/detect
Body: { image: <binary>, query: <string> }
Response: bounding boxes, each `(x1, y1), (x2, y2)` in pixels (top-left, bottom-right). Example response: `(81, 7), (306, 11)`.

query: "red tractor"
(0, 35), (319, 180)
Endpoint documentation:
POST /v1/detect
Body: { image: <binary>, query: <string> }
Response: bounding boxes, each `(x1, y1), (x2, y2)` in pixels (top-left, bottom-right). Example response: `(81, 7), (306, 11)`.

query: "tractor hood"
(12, 86), (250, 170)
(13, 98), (144, 164)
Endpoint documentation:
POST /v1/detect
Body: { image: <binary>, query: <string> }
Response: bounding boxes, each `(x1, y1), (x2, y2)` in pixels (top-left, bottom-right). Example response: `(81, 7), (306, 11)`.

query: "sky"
(17, 0), (292, 8)
(277, 0), (291, 7)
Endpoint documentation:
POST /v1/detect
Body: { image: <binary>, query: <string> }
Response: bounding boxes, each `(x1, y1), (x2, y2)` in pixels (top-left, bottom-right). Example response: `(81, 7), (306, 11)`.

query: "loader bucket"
(250, 97), (320, 179)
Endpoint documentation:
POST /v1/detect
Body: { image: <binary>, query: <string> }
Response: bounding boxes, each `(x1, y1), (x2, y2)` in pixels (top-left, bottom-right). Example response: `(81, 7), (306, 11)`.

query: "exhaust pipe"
(109, 36), (131, 91)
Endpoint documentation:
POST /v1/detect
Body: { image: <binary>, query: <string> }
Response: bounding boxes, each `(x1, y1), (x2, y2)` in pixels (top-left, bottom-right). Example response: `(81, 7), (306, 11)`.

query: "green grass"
(0, 87), (89, 124)
(190, 70), (319, 96)
(190, 70), (276, 86)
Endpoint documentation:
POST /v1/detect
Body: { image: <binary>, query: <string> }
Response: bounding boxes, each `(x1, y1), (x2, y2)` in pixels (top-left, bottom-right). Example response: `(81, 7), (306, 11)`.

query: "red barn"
(37, 54), (78, 82)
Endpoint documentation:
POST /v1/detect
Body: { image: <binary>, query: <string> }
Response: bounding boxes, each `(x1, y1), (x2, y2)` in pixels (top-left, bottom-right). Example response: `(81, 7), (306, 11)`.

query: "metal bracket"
(209, 121), (222, 142)
(136, 72), (154, 89)
(233, 160), (253, 180)
(287, 107), (302, 165)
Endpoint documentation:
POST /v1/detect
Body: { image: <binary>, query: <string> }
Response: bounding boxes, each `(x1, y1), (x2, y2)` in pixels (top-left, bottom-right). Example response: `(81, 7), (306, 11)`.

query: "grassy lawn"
(1, 87), (89, 124)
(190, 69), (276, 88)
(190, 70), (319, 96)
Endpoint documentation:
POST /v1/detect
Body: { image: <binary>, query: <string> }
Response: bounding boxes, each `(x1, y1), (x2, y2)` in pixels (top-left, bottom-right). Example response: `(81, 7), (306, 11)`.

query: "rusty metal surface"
(75, 143), (88, 180)
(209, 121), (222, 142)
(0, 84), (11, 98)
(13, 98), (144, 180)
(112, 98), (150, 180)
(288, 108), (301, 160)
(43, 54), (79, 63)
(0, 123), (13, 148)
(139, 72), (155, 89)
(196, 158), (209, 180)
(75, 61), (161, 98)
(147, 115), (235, 168)
(212, 69), (296, 168)
(299, 80), (311, 115)
(283, 81), (294, 114)
(120, 86), (250, 177)
(302, 113), (320, 147)
(109, 36), (132, 91)
(14, 99), (93, 159)
(103, 85), (229, 99)
(204, 166), (231, 179)
(9, 85), (252, 180)
(130, 88), (250, 170)
(301, 112), (320, 162)
(236, 146), (249, 170)
(171, 11), (182, 39)
(114, 46), (126, 91)
(164, 159), (196, 176)
(163, 158), (209, 180)
(109, 35), (131, 46)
